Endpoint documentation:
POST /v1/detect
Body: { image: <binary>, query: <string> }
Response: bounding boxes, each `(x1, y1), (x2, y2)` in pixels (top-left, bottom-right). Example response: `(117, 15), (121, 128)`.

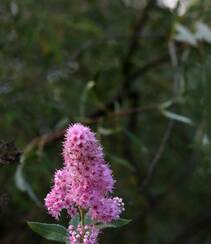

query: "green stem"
(79, 207), (85, 237)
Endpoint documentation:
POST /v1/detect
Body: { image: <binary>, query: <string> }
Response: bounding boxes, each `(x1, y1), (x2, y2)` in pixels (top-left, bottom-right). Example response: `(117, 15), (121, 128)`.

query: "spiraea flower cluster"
(68, 224), (99, 244)
(45, 123), (125, 244)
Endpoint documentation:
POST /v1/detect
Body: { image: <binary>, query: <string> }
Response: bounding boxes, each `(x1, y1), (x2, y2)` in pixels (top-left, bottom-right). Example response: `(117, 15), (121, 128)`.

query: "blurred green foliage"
(1, 0), (211, 243)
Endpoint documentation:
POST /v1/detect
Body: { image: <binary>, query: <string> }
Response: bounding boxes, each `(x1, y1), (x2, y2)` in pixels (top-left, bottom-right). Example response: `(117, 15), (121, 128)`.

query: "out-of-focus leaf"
(124, 129), (148, 153)
(202, 134), (210, 146)
(161, 110), (193, 125)
(15, 164), (42, 207)
(159, 100), (174, 110)
(107, 153), (134, 170)
(55, 117), (69, 129)
(68, 18), (103, 35)
(97, 127), (121, 136)
(159, 98), (184, 110)
(10, 1), (19, 16)
(79, 81), (95, 118)
(175, 24), (197, 46)
(195, 22), (211, 43)
(28, 222), (67, 243)
(96, 218), (131, 229)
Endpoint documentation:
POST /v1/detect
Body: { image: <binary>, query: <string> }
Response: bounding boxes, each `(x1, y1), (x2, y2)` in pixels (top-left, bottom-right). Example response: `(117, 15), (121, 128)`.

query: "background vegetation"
(1, 0), (211, 243)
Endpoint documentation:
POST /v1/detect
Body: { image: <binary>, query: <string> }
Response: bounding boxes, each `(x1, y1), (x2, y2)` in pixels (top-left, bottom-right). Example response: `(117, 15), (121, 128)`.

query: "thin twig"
(129, 54), (169, 81)
(109, 104), (159, 117)
(141, 120), (174, 189)
(90, 54), (168, 120)
(21, 104), (162, 155)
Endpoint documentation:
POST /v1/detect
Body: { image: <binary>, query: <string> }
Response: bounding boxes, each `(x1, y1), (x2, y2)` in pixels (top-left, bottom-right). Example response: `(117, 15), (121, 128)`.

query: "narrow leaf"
(124, 129), (148, 153)
(96, 218), (131, 229)
(195, 22), (211, 43)
(79, 81), (95, 118)
(97, 127), (121, 136)
(161, 110), (193, 125)
(107, 153), (134, 170)
(124, 129), (143, 147)
(15, 164), (42, 207)
(175, 24), (197, 46)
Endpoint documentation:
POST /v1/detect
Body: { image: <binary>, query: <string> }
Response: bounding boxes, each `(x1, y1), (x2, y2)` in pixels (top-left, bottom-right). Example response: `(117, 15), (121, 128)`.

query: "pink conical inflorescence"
(45, 123), (125, 244)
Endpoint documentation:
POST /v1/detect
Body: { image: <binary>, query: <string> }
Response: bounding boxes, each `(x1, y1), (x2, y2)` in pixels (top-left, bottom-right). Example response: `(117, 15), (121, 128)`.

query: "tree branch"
(90, 54), (168, 119)
(122, 0), (156, 81)
(21, 104), (162, 156)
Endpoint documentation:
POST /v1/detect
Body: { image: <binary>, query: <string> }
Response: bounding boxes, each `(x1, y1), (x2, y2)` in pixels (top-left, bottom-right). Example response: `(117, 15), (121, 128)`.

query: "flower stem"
(79, 207), (85, 234)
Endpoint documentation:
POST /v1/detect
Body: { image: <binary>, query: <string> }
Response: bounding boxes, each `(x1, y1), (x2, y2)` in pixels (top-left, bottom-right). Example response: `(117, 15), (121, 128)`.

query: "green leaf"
(107, 153), (134, 170)
(195, 22), (211, 43)
(161, 110), (193, 125)
(159, 100), (174, 110)
(124, 129), (148, 153)
(69, 213), (80, 229)
(68, 18), (103, 35)
(175, 24), (197, 46)
(28, 222), (67, 243)
(124, 129), (142, 147)
(79, 81), (95, 118)
(15, 164), (42, 207)
(54, 117), (69, 129)
(96, 218), (131, 229)
(97, 127), (121, 136)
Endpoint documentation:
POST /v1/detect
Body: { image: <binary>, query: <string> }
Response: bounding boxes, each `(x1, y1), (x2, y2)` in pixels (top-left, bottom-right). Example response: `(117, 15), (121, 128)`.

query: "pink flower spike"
(44, 123), (125, 243)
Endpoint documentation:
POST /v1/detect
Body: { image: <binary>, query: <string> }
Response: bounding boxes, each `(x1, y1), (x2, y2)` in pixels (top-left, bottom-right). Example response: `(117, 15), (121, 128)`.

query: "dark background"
(1, 0), (211, 243)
